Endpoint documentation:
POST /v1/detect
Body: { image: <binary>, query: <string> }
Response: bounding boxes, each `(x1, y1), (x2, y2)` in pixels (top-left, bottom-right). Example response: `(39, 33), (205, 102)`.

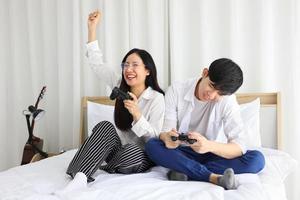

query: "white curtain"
(0, 0), (169, 170)
(169, 1), (300, 200)
(0, 0), (82, 170)
(0, 0), (299, 199)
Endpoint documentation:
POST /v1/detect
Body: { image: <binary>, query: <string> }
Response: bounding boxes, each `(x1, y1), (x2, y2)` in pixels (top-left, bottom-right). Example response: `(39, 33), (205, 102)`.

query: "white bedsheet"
(0, 148), (296, 200)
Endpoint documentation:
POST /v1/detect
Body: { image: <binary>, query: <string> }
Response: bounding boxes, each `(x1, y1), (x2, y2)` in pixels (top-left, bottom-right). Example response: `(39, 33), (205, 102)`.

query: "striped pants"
(66, 121), (153, 182)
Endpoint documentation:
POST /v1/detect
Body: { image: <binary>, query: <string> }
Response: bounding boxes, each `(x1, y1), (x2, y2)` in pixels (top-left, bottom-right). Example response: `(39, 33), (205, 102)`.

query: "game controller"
(171, 133), (197, 144)
(109, 87), (133, 101)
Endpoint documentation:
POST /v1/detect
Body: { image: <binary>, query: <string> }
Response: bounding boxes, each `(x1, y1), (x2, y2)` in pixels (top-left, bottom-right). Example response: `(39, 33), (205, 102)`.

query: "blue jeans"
(145, 138), (265, 182)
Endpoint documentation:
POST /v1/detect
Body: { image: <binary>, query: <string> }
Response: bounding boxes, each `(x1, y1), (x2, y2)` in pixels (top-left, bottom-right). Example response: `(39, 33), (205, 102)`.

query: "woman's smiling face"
(122, 53), (149, 88)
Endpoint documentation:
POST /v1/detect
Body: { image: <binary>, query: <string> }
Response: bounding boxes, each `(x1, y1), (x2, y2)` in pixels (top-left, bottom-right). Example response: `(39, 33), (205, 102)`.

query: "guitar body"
(21, 136), (44, 165)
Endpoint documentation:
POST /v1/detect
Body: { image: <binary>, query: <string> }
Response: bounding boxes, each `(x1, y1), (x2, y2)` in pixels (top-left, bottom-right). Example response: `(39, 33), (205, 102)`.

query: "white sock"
(54, 172), (87, 197)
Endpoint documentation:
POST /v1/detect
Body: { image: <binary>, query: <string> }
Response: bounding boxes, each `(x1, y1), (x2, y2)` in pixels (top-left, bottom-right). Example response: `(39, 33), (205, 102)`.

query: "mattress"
(0, 147), (296, 200)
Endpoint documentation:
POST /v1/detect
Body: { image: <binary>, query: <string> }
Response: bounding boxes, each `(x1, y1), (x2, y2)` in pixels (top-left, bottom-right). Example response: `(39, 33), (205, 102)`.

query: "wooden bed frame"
(236, 92), (282, 149)
(80, 92), (281, 149)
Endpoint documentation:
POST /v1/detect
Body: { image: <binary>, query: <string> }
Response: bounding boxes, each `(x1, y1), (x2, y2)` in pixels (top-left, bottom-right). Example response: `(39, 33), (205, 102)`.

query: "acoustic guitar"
(21, 86), (47, 165)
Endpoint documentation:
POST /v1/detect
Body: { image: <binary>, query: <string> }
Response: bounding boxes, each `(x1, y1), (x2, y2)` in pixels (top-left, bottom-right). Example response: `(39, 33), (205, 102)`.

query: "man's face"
(195, 69), (221, 102)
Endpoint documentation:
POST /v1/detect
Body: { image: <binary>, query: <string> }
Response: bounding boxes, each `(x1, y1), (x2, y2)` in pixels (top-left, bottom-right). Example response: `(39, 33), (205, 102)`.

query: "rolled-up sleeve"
(223, 98), (247, 154)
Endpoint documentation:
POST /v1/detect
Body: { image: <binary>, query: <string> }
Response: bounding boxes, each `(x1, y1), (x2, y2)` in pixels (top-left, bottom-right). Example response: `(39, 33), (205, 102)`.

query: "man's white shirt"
(163, 78), (247, 154)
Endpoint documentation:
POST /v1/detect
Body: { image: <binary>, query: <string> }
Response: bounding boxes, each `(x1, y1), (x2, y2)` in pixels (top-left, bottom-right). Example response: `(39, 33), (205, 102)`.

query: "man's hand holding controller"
(159, 130), (198, 149)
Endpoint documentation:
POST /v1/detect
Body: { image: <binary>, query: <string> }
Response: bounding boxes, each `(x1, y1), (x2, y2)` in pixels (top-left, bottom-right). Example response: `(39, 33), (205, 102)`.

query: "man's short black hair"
(208, 58), (243, 95)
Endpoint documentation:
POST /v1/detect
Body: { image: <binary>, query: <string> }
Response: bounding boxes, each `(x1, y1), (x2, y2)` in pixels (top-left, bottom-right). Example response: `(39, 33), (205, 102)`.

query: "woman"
(66, 11), (165, 182)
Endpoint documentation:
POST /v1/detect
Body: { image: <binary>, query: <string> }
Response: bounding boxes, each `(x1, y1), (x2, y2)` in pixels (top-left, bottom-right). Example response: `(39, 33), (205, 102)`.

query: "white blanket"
(0, 148), (296, 200)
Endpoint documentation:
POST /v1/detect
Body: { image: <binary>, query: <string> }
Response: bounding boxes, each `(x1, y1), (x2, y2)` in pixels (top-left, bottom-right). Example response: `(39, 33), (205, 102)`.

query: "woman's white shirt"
(86, 40), (165, 149)
(86, 40), (121, 89)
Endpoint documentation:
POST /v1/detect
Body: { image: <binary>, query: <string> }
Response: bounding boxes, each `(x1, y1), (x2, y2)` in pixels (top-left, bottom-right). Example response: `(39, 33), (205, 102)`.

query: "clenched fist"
(87, 10), (101, 42)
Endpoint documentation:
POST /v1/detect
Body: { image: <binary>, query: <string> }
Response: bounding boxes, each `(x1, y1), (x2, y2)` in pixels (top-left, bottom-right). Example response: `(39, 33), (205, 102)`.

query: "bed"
(0, 93), (297, 200)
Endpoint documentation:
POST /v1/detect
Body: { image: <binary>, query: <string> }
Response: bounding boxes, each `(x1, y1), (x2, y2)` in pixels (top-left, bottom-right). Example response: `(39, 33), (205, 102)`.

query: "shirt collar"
(139, 87), (155, 100)
(183, 78), (199, 103)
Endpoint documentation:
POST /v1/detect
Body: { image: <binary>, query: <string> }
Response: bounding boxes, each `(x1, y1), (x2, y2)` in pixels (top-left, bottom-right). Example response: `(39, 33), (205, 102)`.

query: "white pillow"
(240, 98), (261, 148)
(87, 101), (115, 136)
(86, 98), (261, 147)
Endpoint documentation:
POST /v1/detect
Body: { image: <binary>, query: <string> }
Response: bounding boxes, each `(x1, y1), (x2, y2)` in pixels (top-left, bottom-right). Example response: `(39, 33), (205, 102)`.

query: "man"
(145, 58), (265, 190)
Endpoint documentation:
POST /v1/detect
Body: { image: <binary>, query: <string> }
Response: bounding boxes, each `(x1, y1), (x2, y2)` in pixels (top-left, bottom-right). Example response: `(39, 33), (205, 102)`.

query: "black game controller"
(110, 87), (133, 101)
(171, 133), (197, 144)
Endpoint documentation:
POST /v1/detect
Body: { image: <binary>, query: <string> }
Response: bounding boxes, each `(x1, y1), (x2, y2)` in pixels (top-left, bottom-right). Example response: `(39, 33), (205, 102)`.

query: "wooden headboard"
(80, 92), (281, 149)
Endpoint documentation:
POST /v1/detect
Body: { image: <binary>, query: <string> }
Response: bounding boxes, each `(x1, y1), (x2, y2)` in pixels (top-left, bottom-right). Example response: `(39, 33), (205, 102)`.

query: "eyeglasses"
(121, 62), (144, 69)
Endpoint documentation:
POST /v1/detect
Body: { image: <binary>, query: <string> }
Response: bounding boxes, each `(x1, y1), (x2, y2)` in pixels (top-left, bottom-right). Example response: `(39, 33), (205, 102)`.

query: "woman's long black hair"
(114, 48), (164, 131)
